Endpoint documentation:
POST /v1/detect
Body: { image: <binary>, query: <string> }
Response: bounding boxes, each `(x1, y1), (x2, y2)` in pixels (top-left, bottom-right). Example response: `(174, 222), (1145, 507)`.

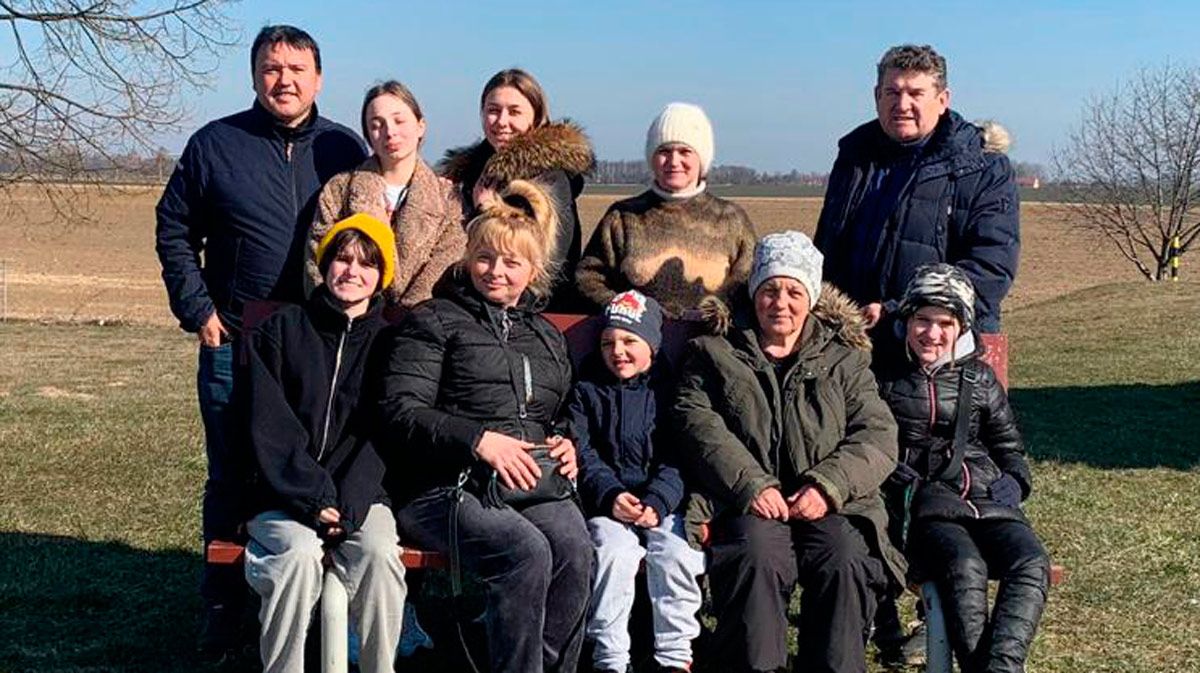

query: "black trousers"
(708, 514), (887, 673)
(396, 489), (594, 673)
(911, 519), (1049, 673)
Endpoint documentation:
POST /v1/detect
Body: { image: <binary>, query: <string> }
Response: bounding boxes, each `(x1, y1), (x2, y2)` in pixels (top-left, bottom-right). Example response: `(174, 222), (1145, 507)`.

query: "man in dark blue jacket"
(815, 43), (1021, 666)
(814, 44), (1019, 365)
(154, 25), (365, 655)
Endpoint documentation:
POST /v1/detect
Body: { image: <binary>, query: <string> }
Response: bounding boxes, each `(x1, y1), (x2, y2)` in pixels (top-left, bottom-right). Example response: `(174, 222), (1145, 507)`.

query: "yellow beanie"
(316, 213), (396, 292)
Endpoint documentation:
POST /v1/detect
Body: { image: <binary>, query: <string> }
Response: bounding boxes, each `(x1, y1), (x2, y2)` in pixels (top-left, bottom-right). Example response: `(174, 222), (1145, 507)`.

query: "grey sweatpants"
(245, 504), (407, 673)
(586, 513), (706, 671)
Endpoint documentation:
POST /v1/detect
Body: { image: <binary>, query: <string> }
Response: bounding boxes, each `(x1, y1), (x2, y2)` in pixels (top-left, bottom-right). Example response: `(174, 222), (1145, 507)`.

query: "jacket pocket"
(967, 454), (1002, 499)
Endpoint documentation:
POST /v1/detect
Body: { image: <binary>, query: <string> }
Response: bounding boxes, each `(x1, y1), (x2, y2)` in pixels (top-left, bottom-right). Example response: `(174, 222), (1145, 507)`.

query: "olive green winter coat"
(672, 284), (906, 582)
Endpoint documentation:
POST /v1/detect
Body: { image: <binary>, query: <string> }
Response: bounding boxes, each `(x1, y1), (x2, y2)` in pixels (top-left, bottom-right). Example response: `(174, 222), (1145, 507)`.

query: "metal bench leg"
(321, 567), (349, 673)
(922, 581), (953, 673)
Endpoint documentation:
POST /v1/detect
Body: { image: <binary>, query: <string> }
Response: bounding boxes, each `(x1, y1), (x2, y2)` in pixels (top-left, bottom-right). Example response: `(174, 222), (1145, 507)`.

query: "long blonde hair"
(464, 180), (560, 298)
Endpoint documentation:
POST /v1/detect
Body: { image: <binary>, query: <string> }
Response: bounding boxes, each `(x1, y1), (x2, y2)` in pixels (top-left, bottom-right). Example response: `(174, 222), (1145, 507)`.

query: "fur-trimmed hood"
(438, 119), (595, 186)
(810, 282), (873, 352)
(729, 282), (871, 352)
(974, 119), (1011, 154)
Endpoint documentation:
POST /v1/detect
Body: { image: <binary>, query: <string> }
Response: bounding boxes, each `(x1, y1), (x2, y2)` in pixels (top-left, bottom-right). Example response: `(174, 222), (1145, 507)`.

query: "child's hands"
(634, 506), (660, 529)
(546, 435), (579, 480)
(318, 507), (344, 538)
(612, 492), (643, 523)
(989, 473), (1022, 508)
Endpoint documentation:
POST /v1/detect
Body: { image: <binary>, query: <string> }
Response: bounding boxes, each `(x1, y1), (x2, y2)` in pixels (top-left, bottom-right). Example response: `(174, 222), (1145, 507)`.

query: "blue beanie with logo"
(604, 290), (664, 352)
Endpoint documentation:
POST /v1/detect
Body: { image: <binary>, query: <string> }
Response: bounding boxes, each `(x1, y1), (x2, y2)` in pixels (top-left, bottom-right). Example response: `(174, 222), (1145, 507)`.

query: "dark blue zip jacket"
(240, 286), (389, 536)
(814, 110), (1019, 334)
(155, 102), (366, 334)
(569, 359), (685, 521)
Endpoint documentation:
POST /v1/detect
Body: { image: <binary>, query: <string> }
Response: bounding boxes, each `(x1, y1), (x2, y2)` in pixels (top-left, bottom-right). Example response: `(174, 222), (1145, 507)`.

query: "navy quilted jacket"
(569, 360), (685, 520)
(814, 110), (1019, 333)
(156, 102), (366, 334)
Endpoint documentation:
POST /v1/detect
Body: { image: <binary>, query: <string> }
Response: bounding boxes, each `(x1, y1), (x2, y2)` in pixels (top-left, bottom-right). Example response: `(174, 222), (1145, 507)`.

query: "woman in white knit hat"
(576, 102), (757, 334)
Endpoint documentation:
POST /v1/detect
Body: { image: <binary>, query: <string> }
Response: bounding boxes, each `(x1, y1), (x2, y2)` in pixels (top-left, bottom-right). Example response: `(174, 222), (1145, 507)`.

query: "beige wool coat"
(307, 157), (466, 308)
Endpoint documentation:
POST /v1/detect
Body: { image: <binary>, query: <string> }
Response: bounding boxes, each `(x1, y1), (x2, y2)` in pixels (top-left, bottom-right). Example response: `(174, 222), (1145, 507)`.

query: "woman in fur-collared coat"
(438, 68), (595, 312)
(307, 81), (466, 308)
(576, 103), (757, 334)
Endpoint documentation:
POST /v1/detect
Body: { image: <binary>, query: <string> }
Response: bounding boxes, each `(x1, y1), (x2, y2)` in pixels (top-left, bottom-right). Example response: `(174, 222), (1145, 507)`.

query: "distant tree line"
(591, 159), (829, 186)
(1013, 161), (1045, 181)
(0, 147), (177, 184)
(0, 151), (1053, 192)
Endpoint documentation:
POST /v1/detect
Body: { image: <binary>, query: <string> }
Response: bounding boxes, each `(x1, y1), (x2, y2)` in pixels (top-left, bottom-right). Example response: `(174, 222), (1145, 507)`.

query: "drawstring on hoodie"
(316, 315), (352, 462)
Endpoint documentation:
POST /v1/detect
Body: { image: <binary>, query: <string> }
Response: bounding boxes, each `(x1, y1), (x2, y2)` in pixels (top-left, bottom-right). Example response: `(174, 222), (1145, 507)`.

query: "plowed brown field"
(0, 184), (1141, 326)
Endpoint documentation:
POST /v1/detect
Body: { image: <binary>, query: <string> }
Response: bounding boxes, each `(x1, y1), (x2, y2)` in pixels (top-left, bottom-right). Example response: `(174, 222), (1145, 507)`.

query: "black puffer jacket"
(241, 286), (388, 534)
(876, 339), (1031, 523)
(376, 270), (574, 504)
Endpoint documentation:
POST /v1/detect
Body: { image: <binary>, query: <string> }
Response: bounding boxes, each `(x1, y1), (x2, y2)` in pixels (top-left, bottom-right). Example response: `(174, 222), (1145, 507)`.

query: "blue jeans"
(197, 343), (245, 610)
(396, 489), (594, 673)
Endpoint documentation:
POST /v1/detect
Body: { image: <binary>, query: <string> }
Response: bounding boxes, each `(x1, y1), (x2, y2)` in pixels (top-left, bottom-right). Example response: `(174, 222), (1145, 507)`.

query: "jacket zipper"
(286, 138), (298, 225)
(316, 316), (352, 462)
(496, 308), (533, 439)
(926, 376), (937, 431)
(961, 463), (979, 517)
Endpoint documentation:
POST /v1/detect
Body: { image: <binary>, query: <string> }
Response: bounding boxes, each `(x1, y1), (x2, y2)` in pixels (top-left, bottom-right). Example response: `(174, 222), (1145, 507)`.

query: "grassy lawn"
(0, 281), (1197, 672)
(1004, 282), (1200, 673)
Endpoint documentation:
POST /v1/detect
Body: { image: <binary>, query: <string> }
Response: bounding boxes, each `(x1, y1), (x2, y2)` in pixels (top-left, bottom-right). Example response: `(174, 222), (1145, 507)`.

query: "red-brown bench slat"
(206, 540), (448, 571)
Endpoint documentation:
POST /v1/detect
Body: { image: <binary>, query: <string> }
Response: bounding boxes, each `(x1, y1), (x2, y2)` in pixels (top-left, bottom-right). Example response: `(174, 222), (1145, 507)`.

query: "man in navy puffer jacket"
(815, 44), (1019, 366)
(154, 25), (365, 655)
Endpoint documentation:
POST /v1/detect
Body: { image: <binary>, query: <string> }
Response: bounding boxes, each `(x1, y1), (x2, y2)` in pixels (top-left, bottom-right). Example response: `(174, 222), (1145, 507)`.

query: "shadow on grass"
(0, 533), (580, 673)
(1011, 381), (1200, 469)
(0, 532), (255, 673)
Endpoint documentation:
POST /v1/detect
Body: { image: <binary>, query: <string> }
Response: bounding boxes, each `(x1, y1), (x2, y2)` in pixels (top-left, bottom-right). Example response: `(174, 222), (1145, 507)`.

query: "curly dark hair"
(877, 44), (947, 90)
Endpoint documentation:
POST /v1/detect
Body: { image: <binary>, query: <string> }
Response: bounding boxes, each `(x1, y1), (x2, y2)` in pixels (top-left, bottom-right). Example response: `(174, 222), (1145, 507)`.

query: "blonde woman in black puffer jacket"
(377, 181), (592, 673)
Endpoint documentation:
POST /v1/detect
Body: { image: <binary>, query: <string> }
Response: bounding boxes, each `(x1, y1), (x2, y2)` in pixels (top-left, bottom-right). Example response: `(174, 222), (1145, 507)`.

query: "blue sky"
(176, 0), (1200, 172)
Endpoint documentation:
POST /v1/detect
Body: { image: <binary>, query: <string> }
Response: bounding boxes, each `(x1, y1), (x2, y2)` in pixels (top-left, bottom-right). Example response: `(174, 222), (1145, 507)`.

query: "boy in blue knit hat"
(569, 290), (705, 673)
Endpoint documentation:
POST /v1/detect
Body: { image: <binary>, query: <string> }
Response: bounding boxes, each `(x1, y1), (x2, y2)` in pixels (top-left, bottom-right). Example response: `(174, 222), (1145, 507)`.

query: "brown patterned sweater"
(576, 190), (757, 320)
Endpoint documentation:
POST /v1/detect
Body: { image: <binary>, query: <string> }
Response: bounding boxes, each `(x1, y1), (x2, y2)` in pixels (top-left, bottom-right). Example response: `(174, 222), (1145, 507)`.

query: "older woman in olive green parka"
(673, 231), (904, 673)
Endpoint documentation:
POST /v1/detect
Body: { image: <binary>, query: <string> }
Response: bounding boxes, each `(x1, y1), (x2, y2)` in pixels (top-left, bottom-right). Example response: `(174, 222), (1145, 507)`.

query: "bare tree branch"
(0, 0), (236, 199)
(1053, 63), (1200, 281)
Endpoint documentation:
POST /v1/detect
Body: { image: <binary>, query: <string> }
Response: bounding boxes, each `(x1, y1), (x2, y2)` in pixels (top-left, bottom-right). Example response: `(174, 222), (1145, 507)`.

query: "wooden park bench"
(205, 308), (645, 673)
(207, 302), (1055, 672)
